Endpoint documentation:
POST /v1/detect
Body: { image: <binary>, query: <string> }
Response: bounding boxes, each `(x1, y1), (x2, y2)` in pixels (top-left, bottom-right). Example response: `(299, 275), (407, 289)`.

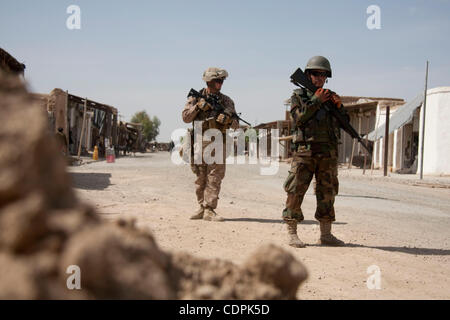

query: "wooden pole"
(348, 139), (355, 170)
(77, 98), (88, 159)
(357, 112), (362, 155)
(383, 106), (390, 177)
(363, 115), (369, 175)
(419, 61), (429, 180)
(371, 108), (380, 175)
(65, 90), (69, 148)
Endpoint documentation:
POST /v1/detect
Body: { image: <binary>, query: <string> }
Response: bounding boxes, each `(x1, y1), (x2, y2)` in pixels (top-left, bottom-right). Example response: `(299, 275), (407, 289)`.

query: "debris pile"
(0, 71), (307, 299)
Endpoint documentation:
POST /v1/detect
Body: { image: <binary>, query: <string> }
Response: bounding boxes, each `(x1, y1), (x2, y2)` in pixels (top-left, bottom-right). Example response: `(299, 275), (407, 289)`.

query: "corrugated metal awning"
(367, 93), (423, 141)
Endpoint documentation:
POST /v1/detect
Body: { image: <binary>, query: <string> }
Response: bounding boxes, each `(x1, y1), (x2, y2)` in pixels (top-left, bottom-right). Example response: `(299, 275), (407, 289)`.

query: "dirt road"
(68, 152), (450, 299)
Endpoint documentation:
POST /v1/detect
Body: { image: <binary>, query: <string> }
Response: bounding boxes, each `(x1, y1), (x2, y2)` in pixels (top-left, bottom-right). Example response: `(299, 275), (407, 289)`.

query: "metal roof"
(367, 93), (424, 141)
(68, 93), (118, 115)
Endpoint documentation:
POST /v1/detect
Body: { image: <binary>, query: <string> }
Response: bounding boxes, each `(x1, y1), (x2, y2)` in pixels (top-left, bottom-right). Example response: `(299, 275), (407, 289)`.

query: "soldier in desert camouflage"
(182, 67), (239, 222)
(283, 56), (347, 247)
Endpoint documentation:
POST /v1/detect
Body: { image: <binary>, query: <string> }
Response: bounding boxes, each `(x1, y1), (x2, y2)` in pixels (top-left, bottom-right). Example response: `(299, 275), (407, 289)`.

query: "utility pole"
(363, 115), (369, 175)
(419, 61), (429, 180)
(383, 106), (390, 177)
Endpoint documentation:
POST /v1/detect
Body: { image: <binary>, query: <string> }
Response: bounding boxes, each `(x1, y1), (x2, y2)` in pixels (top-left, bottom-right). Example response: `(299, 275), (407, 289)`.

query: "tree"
(130, 111), (161, 142)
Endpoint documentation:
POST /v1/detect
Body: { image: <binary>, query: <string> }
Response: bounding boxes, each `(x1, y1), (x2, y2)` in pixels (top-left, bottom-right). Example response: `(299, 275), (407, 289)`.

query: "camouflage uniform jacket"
(290, 87), (348, 157)
(182, 89), (239, 132)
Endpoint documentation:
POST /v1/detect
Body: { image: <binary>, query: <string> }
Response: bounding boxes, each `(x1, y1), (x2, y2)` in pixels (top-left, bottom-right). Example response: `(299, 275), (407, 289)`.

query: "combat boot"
(203, 207), (224, 222)
(318, 221), (345, 246)
(285, 219), (306, 248)
(190, 205), (204, 220)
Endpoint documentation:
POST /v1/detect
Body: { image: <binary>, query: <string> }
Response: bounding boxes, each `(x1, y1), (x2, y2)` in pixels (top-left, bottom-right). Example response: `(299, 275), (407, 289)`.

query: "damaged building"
(46, 89), (118, 158)
(0, 47), (25, 76)
(338, 96), (404, 166)
(1, 48), (121, 159)
(118, 122), (147, 154)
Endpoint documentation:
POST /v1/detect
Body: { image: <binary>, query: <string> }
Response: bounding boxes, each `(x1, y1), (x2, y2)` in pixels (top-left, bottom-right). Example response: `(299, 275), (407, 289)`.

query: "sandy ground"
(68, 152), (450, 300)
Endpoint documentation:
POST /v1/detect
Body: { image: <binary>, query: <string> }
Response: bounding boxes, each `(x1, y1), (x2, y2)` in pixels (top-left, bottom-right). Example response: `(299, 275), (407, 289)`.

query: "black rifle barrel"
(290, 68), (373, 155)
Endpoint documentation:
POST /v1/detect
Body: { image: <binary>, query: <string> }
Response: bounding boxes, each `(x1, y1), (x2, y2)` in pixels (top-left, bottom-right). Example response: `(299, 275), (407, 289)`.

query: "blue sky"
(1, 0), (449, 141)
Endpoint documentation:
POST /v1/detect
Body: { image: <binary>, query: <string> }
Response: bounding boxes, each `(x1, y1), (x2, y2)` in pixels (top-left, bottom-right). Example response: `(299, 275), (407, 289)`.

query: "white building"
(419, 87), (450, 175)
(368, 86), (450, 175)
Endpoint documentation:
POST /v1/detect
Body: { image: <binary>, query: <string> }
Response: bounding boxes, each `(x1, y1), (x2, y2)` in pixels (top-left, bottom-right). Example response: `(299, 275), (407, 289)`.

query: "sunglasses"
(212, 78), (224, 84)
(310, 71), (328, 77)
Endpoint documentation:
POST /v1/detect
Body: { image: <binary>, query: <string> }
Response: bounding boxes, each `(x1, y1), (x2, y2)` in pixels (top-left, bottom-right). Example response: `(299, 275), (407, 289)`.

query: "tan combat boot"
(318, 221), (345, 246)
(190, 205), (204, 220)
(203, 207), (224, 222)
(285, 219), (306, 248)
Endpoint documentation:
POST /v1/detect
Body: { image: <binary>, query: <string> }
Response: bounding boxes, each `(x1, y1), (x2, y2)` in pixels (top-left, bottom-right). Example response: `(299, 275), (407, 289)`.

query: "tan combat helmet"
(202, 67), (229, 82)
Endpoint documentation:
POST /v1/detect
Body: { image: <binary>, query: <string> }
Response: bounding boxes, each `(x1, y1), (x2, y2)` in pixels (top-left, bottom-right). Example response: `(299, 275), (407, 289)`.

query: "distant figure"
(118, 122), (128, 155)
(404, 141), (411, 165)
(99, 135), (105, 158)
(411, 140), (418, 167)
(92, 126), (100, 150)
(55, 127), (68, 156)
(68, 129), (74, 154)
(127, 138), (135, 156)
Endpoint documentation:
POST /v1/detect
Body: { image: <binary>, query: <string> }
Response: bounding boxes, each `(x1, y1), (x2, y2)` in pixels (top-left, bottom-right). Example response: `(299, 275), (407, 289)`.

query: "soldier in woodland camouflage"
(283, 56), (347, 247)
(182, 67), (239, 222)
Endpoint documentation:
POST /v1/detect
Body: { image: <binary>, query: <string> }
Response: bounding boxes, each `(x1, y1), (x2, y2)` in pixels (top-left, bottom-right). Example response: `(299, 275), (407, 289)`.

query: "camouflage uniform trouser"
(282, 154), (338, 222)
(191, 163), (225, 210)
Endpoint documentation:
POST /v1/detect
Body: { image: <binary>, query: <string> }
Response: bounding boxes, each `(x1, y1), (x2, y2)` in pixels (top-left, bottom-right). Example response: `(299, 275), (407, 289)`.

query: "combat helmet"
(202, 67), (229, 82)
(305, 56), (332, 78)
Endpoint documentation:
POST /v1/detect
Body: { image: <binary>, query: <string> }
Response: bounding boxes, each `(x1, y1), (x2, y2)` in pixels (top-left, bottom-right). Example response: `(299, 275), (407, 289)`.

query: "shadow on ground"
(224, 218), (347, 225)
(70, 172), (112, 190)
(307, 243), (450, 256)
(337, 194), (401, 201)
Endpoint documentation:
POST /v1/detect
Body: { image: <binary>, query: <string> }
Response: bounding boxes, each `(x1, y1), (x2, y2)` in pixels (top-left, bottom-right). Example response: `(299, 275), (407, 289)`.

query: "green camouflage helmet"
(202, 67), (229, 82)
(305, 56), (332, 78)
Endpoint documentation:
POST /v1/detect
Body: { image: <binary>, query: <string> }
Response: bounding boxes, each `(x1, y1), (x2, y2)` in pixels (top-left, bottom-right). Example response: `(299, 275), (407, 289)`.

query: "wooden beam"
(77, 98), (88, 159)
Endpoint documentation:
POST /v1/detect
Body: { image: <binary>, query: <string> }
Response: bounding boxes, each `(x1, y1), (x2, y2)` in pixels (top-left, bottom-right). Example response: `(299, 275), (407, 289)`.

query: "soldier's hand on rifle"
(331, 93), (342, 108)
(216, 113), (228, 124)
(314, 88), (332, 103)
(231, 119), (239, 130)
(196, 98), (211, 111)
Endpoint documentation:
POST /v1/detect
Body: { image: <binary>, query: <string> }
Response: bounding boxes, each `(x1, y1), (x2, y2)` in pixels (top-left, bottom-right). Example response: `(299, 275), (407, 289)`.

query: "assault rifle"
(290, 68), (373, 155)
(187, 88), (251, 126)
